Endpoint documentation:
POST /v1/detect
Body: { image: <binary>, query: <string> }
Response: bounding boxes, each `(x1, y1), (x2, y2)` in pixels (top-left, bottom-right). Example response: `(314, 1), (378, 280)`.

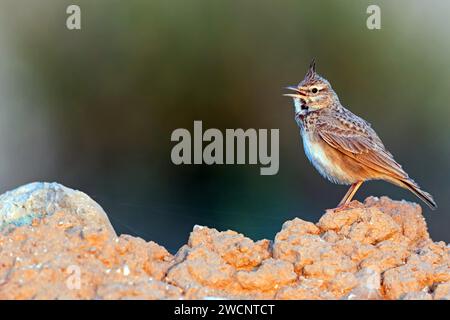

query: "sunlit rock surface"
(0, 182), (448, 300)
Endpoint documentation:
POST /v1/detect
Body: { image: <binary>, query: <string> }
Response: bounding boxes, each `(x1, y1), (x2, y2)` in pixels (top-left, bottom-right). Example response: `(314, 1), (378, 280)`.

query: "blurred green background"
(0, 0), (448, 251)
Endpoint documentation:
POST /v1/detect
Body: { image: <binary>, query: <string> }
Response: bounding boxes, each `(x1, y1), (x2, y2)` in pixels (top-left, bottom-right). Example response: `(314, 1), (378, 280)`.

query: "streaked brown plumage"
(285, 60), (437, 209)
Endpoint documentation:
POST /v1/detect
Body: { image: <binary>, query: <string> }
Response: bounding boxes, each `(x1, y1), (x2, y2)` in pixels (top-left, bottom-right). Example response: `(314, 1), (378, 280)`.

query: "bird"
(284, 59), (437, 210)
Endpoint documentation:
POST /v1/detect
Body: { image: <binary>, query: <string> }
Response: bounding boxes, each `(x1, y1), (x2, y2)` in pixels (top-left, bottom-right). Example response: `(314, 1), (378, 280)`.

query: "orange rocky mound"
(0, 182), (448, 299)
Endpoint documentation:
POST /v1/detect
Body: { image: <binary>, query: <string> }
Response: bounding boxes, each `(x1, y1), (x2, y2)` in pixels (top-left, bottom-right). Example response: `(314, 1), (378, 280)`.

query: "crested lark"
(285, 60), (436, 209)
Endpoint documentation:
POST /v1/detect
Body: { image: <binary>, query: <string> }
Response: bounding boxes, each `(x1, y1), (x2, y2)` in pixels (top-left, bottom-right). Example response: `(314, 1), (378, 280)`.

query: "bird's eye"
(311, 87), (318, 93)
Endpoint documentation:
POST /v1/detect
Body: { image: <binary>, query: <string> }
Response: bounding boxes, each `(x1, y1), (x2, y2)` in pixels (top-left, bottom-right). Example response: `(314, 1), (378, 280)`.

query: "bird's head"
(284, 59), (338, 116)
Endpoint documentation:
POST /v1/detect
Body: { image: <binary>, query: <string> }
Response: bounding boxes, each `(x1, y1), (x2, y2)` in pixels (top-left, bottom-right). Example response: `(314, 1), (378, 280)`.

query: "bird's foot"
(334, 201), (356, 212)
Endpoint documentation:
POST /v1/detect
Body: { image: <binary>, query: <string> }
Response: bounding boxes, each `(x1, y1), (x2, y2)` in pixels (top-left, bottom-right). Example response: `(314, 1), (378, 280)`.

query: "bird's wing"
(315, 110), (408, 179)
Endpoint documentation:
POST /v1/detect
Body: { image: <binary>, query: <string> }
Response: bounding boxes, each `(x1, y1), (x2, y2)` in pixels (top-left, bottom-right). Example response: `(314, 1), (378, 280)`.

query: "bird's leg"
(338, 181), (364, 207)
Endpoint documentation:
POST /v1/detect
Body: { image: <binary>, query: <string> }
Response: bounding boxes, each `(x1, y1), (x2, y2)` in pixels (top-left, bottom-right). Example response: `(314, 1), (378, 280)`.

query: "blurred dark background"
(0, 0), (448, 252)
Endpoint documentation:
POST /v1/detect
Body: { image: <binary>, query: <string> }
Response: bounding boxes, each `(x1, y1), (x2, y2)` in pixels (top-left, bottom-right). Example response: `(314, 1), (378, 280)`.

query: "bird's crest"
(303, 58), (318, 83)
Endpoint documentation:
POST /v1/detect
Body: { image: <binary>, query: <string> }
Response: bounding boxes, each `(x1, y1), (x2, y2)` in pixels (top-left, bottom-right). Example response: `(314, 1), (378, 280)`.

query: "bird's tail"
(396, 178), (437, 210)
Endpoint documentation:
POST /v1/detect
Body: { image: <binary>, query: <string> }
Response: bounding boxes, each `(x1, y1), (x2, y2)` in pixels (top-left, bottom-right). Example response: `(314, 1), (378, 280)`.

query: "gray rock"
(0, 182), (115, 236)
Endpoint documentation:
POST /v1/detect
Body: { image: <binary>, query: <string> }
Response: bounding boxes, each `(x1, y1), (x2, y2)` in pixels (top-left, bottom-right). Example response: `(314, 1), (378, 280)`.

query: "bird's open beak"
(283, 86), (306, 99)
(283, 93), (301, 98)
(285, 86), (300, 92)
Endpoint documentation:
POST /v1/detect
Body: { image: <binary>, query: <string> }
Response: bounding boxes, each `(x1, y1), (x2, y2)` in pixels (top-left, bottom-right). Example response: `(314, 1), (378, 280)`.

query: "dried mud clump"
(0, 183), (448, 300)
